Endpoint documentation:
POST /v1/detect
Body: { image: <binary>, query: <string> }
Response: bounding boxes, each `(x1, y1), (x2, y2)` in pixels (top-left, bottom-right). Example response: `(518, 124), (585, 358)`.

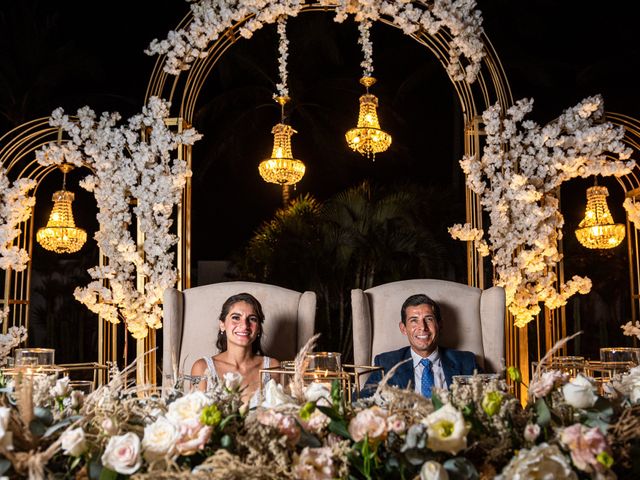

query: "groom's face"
(399, 303), (440, 356)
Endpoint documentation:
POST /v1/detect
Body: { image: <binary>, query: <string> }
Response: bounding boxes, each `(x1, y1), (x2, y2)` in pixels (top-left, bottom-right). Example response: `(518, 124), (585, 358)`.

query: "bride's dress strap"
(262, 356), (271, 384)
(202, 356), (218, 385)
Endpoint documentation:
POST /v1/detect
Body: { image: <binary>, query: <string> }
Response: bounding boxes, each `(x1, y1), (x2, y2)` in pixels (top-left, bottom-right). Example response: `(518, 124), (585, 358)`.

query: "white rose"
(496, 443), (577, 480)
(562, 374), (597, 409)
(423, 404), (470, 455)
(223, 371), (243, 391)
(420, 461), (449, 480)
(166, 391), (210, 428)
(51, 377), (71, 398)
(0, 407), (13, 450)
(261, 378), (295, 408)
(619, 366), (640, 403)
(101, 432), (142, 475)
(523, 423), (541, 443)
(60, 428), (87, 456)
(142, 417), (180, 461)
(304, 382), (332, 404)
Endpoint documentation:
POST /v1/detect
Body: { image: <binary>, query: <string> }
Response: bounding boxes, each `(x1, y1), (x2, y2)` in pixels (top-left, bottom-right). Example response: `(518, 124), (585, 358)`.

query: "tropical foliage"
(233, 181), (464, 357)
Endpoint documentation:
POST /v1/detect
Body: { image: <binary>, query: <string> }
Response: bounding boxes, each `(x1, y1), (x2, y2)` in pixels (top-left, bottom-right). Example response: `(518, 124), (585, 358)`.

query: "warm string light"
(575, 184), (625, 249)
(259, 16), (305, 190)
(345, 20), (392, 160)
(36, 163), (87, 254)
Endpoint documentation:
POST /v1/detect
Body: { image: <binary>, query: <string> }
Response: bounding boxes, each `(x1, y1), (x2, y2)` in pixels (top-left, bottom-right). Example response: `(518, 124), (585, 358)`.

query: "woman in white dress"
(191, 293), (280, 407)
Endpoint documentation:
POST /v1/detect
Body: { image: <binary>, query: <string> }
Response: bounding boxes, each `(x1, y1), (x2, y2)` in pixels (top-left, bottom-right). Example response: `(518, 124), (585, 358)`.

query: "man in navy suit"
(362, 293), (479, 398)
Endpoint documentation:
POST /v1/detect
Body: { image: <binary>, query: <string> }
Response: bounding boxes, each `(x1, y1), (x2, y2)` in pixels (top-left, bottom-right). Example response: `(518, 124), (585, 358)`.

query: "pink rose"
(101, 433), (142, 475)
(529, 371), (566, 398)
(293, 446), (334, 480)
(348, 406), (388, 442)
(560, 424), (611, 473)
(386, 414), (406, 434)
(175, 423), (213, 456)
(256, 410), (300, 445)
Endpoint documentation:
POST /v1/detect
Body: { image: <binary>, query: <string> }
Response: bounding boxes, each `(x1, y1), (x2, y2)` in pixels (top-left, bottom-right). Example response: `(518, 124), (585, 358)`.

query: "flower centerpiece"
(1, 336), (639, 478)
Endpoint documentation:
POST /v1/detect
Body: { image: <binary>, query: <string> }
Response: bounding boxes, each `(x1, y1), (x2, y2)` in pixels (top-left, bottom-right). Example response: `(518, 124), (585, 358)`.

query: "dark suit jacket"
(362, 346), (480, 397)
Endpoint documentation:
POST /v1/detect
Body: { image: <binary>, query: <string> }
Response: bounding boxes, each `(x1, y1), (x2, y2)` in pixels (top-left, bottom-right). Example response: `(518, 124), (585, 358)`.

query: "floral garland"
(0, 168), (36, 274)
(275, 15), (289, 98)
(0, 168), (36, 325)
(146, 0), (485, 83)
(358, 19), (373, 78)
(35, 98), (202, 339)
(450, 95), (635, 327)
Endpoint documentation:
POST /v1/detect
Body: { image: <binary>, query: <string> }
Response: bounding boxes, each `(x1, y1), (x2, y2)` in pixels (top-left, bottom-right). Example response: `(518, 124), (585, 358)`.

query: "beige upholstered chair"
(162, 281), (316, 381)
(351, 279), (505, 375)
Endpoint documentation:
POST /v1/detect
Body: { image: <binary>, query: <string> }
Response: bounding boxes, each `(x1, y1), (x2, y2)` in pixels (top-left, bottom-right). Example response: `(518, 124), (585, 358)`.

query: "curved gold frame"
(0, 120), (116, 384)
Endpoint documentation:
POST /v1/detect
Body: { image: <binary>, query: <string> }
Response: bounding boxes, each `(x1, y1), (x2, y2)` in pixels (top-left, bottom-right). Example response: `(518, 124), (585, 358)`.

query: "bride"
(190, 293), (280, 406)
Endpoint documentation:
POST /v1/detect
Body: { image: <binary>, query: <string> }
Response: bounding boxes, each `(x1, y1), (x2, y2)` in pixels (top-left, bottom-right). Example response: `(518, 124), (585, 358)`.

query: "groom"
(362, 293), (479, 397)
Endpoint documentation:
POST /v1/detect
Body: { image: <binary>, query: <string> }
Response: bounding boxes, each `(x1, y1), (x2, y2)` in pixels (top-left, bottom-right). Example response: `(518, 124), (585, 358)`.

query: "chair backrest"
(351, 279), (505, 373)
(162, 281), (316, 380)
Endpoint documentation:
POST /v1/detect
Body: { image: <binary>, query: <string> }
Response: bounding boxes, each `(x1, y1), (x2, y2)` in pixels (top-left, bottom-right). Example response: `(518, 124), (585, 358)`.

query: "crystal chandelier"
(575, 184), (625, 249)
(258, 16), (305, 196)
(36, 163), (87, 254)
(259, 96), (305, 186)
(345, 20), (392, 159)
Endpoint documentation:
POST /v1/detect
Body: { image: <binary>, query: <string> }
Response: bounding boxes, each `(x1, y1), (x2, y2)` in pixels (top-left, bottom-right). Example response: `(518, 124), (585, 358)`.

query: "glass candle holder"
(599, 347), (640, 366)
(305, 352), (342, 373)
(14, 348), (55, 366)
(304, 352), (342, 389)
(549, 355), (585, 378)
(69, 380), (95, 394)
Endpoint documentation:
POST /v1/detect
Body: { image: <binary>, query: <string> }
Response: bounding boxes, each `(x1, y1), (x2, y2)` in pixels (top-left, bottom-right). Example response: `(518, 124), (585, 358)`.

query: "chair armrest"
(351, 289), (373, 368)
(162, 288), (184, 384)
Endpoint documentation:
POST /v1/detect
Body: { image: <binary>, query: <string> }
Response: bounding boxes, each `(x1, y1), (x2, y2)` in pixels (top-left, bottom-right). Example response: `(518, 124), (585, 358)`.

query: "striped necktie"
(420, 357), (434, 398)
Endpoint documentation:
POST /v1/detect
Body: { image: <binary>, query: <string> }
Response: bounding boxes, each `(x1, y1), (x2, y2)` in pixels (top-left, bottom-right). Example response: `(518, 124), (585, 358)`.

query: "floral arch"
(144, 0), (512, 289)
(141, 0), (521, 382)
(142, 0), (637, 391)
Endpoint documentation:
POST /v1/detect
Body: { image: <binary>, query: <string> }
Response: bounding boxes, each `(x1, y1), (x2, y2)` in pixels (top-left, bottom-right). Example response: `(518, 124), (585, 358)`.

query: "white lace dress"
(200, 355), (273, 408)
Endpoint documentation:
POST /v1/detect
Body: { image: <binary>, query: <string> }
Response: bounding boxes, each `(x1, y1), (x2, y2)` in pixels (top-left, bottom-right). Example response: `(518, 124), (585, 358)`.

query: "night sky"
(2, 1), (640, 359)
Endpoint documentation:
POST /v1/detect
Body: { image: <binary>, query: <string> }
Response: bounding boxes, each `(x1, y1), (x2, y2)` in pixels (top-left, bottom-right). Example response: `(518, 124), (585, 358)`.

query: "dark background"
(1, 0), (639, 363)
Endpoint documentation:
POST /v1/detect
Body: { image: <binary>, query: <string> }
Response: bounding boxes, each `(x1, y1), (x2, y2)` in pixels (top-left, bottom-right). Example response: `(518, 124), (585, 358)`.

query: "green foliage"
(233, 181), (464, 358)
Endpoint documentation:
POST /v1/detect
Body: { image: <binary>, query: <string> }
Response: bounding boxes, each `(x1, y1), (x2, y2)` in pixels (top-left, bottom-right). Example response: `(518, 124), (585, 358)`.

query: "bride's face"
(221, 301), (261, 348)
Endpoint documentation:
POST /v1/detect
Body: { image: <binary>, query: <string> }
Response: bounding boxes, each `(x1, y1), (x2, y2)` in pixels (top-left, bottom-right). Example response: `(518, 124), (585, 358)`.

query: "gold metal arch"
(606, 113), (640, 330)
(0, 119), (118, 379)
(144, 4), (514, 290)
(142, 3), (541, 389)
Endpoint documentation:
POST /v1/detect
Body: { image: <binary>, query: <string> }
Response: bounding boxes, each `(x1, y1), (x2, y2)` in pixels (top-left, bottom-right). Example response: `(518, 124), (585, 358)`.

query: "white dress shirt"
(411, 347), (447, 393)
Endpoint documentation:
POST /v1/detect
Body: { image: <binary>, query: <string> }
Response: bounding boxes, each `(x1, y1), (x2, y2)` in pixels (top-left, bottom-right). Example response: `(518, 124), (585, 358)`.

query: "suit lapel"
(392, 347), (414, 389)
(440, 348), (459, 387)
